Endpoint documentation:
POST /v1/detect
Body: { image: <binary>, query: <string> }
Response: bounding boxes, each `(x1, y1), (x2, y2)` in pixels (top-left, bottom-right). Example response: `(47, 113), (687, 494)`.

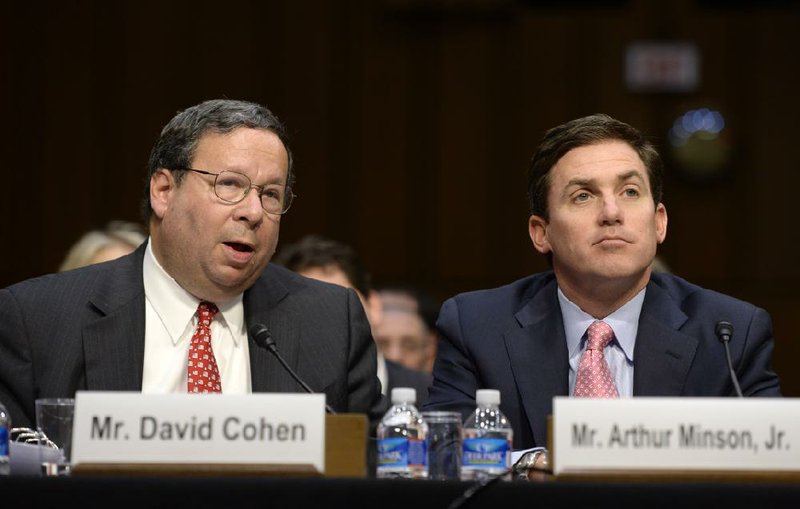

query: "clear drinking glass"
(35, 398), (75, 476)
(422, 411), (463, 480)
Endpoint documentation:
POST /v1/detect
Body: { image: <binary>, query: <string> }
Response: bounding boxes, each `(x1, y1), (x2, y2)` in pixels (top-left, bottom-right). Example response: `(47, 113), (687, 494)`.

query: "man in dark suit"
(275, 235), (432, 407)
(424, 114), (781, 452)
(0, 99), (382, 428)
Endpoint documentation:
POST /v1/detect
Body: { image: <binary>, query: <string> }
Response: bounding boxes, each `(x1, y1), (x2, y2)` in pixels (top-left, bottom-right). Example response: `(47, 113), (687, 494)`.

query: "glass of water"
(422, 411), (463, 481)
(35, 398), (75, 476)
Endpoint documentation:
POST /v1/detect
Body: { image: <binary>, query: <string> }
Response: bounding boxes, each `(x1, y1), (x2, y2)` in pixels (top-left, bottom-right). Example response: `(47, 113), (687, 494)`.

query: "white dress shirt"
(377, 351), (388, 396)
(141, 240), (252, 393)
(558, 286), (646, 398)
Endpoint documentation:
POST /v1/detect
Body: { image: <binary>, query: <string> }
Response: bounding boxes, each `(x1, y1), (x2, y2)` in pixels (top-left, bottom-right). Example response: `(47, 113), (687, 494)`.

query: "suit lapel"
(633, 279), (697, 395)
(504, 279), (569, 446)
(244, 265), (299, 393)
(82, 245), (147, 391)
(502, 275), (699, 442)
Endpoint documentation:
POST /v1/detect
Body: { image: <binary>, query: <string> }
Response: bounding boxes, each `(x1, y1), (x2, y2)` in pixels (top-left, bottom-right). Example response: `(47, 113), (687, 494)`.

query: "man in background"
(275, 235), (432, 406)
(375, 285), (438, 374)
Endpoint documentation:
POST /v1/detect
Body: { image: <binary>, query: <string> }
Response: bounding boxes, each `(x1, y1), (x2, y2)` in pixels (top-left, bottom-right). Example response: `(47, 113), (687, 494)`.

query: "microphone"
(715, 321), (744, 398)
(249, 323), (337, 414)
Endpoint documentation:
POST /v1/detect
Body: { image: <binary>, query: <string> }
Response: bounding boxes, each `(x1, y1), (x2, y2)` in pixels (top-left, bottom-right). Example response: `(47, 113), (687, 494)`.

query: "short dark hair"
(273, 235), (371, 296)
(527, 113), (663, 219)
(142, 99), (294, 222)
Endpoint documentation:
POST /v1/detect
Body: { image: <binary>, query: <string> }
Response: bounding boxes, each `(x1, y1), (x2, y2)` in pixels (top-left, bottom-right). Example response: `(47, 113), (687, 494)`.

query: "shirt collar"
(558, 285), (646, 362)
(143, 239), (245, 346)
(377, 351), (388, 397)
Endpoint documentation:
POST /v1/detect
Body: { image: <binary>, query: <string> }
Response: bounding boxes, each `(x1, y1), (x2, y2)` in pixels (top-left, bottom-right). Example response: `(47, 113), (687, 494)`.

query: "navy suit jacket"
(0, 244), (383, 428)
(424, 271), (781, 449)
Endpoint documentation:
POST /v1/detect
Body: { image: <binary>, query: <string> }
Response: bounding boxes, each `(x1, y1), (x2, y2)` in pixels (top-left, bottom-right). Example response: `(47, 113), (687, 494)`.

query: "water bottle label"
(462, 437), (510, 468)
(407, 438), (427, 467)
(0, 427), (8, 456)
(378, 437), (409, 467)
(378, 437), (427, 468)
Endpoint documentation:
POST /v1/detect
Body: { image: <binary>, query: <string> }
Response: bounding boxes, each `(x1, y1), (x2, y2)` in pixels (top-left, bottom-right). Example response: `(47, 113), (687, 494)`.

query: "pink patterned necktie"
(574, 320), (619, 398)
(187, 302), (222, 394)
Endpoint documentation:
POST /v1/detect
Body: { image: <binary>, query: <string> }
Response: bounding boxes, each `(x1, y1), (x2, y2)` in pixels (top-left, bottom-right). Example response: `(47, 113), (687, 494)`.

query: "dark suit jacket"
(0, 244), (382, 428)
(385, 359), (432, 408)
(424, 271), (781, 449)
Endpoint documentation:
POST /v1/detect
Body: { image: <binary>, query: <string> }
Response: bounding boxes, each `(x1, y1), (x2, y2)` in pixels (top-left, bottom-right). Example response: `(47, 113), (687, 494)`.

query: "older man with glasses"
(0, 99), (383, 430)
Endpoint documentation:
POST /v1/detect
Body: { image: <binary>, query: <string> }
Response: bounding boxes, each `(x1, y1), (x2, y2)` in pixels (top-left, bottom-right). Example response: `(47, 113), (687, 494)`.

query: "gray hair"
(141, 99), (293, 222)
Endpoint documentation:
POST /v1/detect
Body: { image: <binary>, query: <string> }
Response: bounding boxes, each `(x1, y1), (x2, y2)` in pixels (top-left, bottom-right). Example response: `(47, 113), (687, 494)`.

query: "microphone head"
(715, 321), (734, 342)
(249, 323), (275, 350)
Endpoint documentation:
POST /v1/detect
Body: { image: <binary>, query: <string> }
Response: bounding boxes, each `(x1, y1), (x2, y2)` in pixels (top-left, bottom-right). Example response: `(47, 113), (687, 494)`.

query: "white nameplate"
(71, 391), (325, 472)
(553, 397), (800, 475)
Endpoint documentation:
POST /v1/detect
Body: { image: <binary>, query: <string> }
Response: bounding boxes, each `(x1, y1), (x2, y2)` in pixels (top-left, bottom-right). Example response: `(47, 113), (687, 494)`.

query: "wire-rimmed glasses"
(177, 168), (295, 215)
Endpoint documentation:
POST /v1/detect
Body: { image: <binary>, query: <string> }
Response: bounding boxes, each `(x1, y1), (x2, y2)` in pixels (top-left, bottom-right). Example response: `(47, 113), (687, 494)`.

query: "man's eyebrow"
(562, 170), (646, 193)
(560, 177), (595, 200)
(618, 169), (646, 183)
(565, 177), (594, 188)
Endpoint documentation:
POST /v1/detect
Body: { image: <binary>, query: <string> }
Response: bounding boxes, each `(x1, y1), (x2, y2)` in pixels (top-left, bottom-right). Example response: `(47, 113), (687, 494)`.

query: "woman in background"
(59, 221), (146, 272)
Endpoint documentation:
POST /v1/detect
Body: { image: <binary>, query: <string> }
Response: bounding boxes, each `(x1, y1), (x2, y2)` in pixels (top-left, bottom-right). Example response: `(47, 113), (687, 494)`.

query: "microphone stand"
(250, 324), (337, 414)
(715, 321), (744, 398)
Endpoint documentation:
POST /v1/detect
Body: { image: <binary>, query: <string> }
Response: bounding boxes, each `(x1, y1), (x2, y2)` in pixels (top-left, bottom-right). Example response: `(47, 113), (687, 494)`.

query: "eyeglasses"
(177, 168), (295, 215)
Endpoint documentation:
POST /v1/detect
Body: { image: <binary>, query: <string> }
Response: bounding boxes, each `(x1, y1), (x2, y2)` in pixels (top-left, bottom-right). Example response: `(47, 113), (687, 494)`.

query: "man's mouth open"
(224, 242), (254, 253)
(223, 242), (257, 264)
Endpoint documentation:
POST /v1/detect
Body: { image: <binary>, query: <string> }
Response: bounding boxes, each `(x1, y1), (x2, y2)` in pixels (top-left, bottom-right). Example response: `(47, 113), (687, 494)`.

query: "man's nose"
(599, 195), (622, 224)
(235, 190), (265, 225)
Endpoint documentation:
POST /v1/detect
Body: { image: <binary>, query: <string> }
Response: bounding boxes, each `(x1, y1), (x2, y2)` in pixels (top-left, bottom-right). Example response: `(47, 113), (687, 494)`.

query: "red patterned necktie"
(187, 301), (222, 393)
(574, 320), (619, 398)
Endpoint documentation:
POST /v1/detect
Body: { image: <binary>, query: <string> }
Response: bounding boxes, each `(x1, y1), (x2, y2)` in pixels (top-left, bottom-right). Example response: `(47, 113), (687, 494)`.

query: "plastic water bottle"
(376, 387), (428, 479)
(461, 389), (513, 481)
(0, 400), (10, 476)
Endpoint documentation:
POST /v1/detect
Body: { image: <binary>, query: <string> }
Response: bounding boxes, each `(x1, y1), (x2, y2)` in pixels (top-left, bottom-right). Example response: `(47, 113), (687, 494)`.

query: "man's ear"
(655, 202), (668, 244)
(150, 169), (175, 220)
(529, 215), (552, 254)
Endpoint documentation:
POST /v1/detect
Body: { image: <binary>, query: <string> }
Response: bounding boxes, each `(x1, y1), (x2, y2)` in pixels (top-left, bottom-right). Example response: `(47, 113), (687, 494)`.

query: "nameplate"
(71, 392), (325, 473)
(552, 397), (800, 475)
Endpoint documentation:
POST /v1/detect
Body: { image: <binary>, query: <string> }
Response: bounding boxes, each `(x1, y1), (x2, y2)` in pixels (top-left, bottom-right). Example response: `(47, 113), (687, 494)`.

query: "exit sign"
(625, 41), (700, 93)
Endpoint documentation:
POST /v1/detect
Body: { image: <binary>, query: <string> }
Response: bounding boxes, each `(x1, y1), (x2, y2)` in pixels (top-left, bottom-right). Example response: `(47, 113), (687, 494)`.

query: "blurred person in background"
(374, 285), (439, 374)
(275, 234), (432, 405)
(651, 254), (671, 274)
(59, 220), (147, 271)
